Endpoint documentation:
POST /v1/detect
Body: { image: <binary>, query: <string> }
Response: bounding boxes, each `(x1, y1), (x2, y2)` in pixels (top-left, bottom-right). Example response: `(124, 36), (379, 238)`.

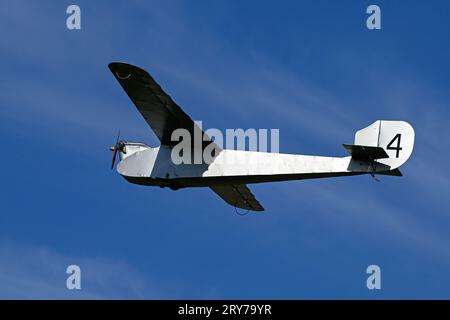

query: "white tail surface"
(354, 120), (415, 169)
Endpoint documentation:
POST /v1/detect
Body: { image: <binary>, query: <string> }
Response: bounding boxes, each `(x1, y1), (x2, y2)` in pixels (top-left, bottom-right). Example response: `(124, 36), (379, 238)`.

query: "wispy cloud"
(0, 241), (161, 299)
(284, 180), (450, 262)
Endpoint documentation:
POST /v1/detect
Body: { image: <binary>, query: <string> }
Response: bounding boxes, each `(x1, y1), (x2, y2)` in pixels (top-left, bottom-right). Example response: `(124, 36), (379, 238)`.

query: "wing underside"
(210, 185), (264, 212)
(108, 62), (218, 151)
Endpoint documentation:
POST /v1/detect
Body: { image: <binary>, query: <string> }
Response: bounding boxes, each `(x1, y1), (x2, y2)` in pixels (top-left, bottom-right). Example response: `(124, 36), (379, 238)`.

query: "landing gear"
(369, 160), (380, 182)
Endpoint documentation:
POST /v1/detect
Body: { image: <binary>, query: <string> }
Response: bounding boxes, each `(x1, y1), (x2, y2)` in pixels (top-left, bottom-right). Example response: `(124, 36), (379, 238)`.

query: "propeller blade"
(111, 145), (118, 170)
(116, 129), (121, 144)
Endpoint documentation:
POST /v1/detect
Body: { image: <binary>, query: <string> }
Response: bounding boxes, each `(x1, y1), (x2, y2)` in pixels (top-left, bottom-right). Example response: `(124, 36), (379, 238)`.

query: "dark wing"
(210, 185), (264, 212)
(109, 62), (218, 150)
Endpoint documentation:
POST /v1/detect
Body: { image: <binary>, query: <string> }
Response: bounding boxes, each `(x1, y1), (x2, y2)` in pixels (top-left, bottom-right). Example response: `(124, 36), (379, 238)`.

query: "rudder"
(354, 120), (415, 170)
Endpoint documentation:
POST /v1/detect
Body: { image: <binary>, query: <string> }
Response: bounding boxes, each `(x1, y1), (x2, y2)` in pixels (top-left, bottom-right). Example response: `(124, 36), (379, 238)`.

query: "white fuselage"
(116, 143), (384, 189)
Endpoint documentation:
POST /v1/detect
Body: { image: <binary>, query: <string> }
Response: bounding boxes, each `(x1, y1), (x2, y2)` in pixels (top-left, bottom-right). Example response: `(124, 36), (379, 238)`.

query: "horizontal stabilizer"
(343, 144), (389, 161)
(377, 168), (403, 176)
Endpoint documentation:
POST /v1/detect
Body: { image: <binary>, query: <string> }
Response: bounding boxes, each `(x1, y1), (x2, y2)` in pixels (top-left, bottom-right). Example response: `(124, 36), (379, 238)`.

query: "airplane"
(108, 62), (415, 212)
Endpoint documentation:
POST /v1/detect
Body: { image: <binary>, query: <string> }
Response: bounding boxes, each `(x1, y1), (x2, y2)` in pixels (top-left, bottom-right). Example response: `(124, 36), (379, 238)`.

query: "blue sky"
(0, 0), (450, 299)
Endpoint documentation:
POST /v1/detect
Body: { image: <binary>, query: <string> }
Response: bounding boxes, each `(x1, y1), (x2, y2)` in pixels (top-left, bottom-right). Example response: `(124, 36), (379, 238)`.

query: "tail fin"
(353, 120), (415, 170)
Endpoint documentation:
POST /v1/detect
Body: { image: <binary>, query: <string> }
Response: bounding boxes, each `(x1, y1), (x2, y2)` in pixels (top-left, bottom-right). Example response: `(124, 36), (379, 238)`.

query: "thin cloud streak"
(0, 241), (160, 299)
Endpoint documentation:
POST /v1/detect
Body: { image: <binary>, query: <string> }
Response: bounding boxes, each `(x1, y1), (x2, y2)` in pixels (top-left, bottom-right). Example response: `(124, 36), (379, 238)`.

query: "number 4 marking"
(386, 134), (402, 158)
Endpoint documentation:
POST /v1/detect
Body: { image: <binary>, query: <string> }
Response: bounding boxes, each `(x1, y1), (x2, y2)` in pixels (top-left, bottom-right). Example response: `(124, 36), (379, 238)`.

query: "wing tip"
(108, 62), (149, 76)
(253, 202), (265, 212)
(235, 201), (265, 212)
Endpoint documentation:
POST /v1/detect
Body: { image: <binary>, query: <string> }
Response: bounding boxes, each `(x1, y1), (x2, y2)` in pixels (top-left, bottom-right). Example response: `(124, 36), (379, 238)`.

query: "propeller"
(110, 130), (126, 170)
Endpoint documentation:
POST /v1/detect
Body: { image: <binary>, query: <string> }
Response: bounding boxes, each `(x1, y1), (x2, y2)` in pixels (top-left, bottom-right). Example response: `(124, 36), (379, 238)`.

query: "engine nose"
(116, 146), (158, 178)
